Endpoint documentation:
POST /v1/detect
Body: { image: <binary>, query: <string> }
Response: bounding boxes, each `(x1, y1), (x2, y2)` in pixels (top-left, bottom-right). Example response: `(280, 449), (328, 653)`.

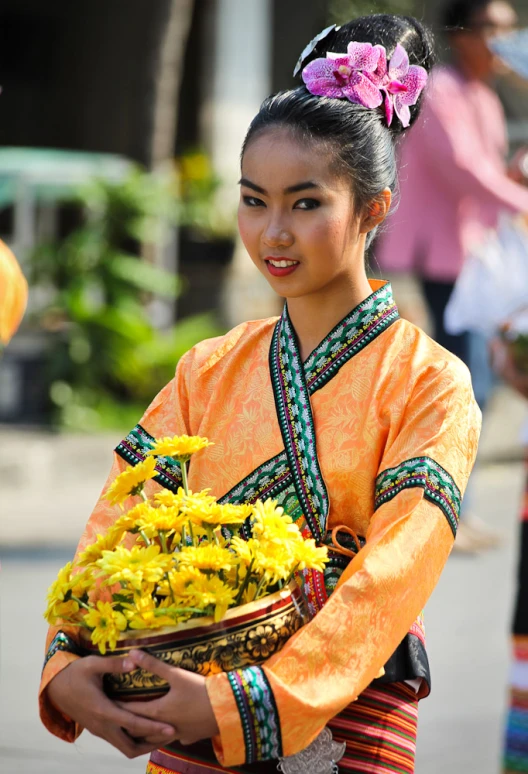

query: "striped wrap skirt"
(146, 680), (418, 774)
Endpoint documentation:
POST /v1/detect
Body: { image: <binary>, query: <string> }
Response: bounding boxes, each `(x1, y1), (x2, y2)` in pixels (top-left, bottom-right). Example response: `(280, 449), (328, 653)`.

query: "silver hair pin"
(293, 24), (341, 77)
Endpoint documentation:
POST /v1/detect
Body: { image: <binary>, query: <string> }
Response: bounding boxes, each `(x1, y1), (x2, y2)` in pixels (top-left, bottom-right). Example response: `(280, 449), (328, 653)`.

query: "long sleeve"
(206, 357), (481, 767)
(421, 72), (528, 215)
(39, 357), (192, 742)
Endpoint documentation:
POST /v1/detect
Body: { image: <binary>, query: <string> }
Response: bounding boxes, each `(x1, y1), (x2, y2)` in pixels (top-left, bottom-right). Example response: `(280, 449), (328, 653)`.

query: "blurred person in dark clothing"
(376, 0), (528, 552)
(491, 331), (528, 773)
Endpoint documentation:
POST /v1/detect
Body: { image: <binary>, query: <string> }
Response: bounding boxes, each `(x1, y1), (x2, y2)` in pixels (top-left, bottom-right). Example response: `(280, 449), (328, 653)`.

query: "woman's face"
(238, 128), (366, 301)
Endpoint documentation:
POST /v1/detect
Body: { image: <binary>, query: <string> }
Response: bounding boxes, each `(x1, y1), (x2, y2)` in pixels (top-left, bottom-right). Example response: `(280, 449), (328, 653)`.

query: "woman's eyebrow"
(239, 177), (266, 193)
(284, 181), (320, 194)
(239, 178), (320, 195)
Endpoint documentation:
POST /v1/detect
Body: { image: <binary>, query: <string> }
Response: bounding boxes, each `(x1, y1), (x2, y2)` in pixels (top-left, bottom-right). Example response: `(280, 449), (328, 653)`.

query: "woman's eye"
(242, 195), (265, 207)
(294, 198), (320, 210)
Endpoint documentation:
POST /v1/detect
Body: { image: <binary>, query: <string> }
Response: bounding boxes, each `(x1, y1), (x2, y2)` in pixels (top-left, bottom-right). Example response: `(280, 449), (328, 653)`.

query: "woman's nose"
(262, 219), (294, 248)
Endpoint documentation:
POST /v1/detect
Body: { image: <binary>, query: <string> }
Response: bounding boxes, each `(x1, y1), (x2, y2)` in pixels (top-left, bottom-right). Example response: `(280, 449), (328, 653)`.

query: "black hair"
(241, 14), (435, 248)
(441, 0), (492, 32)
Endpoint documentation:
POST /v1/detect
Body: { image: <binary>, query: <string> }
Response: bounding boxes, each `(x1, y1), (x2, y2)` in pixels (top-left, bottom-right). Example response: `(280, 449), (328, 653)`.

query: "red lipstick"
(265, 257), (300, 278)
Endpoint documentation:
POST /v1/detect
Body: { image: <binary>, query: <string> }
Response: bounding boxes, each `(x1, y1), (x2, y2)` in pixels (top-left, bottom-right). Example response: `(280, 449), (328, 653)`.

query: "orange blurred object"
(0, 239), (28, 345)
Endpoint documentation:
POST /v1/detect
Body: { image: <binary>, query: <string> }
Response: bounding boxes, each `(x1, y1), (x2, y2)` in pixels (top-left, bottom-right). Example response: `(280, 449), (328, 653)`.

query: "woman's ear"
(360, 189), (392, 234)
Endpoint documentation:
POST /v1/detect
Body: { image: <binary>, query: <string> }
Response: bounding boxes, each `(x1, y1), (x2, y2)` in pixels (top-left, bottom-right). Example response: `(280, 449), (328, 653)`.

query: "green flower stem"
(188, 520), (196, 547)
(139, 530), (152, 546)
(159, 532), (168, 553)
(235, 559), (255, 606)
(71, 595), (91, 611)
(154, 606), (205, 616)
(254, 574), (270, 600)
(284, 563), (300, 587)
(140, 489), (149, 502)
(165, 571), (176, 603)
(181, 461), (189, 495)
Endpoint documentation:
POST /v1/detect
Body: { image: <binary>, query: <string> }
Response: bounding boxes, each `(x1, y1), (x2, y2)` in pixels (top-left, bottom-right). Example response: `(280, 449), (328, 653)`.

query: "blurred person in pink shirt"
(377, 0), (528, 373)
(376, 0), (528, 551)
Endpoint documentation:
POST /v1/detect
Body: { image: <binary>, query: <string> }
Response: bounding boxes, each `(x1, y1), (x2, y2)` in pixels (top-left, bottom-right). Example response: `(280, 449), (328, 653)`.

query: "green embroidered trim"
(220, 451), (291, 506)
(304, 283), (399, 391)
(268, 284), (399, 543)
(227, 666), (282, 763)
(375, 457), (461, 537)
(43, 631), (82, 671)
(115, 423), (182, 493)
(270, 308), (329, 543)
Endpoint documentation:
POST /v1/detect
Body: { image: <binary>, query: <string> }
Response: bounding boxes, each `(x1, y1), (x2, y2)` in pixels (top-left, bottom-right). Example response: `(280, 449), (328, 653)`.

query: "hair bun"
(297, 14), (435, 134)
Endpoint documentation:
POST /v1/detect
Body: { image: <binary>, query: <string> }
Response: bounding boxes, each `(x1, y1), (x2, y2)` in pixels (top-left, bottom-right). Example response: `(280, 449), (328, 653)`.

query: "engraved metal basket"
(80, 580), (308, 700)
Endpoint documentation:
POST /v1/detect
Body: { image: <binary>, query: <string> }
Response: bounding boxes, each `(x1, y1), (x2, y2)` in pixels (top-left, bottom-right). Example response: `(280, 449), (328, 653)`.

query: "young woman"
(40, 15), (481, 774)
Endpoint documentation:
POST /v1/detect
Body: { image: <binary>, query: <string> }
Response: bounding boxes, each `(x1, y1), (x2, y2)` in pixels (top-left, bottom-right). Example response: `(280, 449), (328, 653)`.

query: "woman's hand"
(46, 655), (178, 758)
(116, 649), (220, 746)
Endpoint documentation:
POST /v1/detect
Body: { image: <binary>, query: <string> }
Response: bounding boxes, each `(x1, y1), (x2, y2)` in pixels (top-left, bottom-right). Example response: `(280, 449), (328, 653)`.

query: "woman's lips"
(265, 257), (300, 278)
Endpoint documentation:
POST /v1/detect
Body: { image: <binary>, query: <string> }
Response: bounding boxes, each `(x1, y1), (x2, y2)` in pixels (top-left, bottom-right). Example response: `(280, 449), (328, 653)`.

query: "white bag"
(444, 215), (528, 336)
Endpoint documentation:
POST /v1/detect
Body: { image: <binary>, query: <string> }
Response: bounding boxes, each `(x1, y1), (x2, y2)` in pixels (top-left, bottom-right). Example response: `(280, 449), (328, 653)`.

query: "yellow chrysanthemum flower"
(77, 527), (125, 567)
(45, 562), (74, 608)
(253, 545), (293, 585)
(146, 435), (213, 463)
(96, 544), (173, 590)
(178, 544), (236, 573)
(242, 581), (258, 605)
(165, 566), (203, 601)
(293, 538), (328, 572)
(186, 574), (238, 622)
(175, 489), (217, 514)
(230, 536), (258, 567)
(104, 457), (157, 507)
(123, 595), (180, 629)
(134, 503), (187, 539)
(153, 489), (185, 507)
(251, 499), (300, 544)
(85, 601), (128, 654)
(189, 502), (252, 527)
(44, 598), (80, 625)
(44, 563), (93, 624)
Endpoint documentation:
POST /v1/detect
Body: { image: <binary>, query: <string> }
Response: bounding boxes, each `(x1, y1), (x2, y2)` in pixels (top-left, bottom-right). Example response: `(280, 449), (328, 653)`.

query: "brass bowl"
(80, 580), (308, 700)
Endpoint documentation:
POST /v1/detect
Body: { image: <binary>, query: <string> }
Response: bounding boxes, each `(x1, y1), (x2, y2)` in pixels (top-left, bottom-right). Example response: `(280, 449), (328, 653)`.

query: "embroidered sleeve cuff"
(40, 647), (82, 743)
(206, 671), (246, 767)
(115, 423), (182, 493)
(207, 666), (282, 765)
(375, 456), (461, 537)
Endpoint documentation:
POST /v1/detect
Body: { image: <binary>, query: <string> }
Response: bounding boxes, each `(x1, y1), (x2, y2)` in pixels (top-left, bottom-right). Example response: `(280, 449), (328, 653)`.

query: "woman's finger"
(83, 653), (136, 675)
(115, 706), (176, 740)
(107, 727), (161, 759)
(123, 649), (176, 681)
(142, 731), (179, 746)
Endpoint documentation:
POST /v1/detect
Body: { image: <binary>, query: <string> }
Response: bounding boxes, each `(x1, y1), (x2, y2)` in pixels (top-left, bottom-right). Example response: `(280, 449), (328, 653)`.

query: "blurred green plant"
(328, 0), (416, 23)
(175, 149), (236, 239)
(30, 167), (223, 430)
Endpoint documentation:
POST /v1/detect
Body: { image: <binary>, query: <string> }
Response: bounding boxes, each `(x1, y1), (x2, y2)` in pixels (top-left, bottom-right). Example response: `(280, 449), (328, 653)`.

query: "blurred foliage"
(328, 0), (417, 23)
(175, 149), (236, 239)
(29, 167), (223, 431)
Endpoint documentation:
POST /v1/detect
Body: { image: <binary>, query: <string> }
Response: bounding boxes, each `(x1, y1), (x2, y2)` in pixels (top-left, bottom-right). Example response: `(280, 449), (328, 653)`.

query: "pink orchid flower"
(368, 44), (428, 128)
(302, 41), (384, 109)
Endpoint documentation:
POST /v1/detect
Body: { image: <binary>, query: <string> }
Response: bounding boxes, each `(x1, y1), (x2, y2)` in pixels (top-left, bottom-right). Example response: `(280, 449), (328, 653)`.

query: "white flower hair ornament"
(301, 41), (428, 128)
